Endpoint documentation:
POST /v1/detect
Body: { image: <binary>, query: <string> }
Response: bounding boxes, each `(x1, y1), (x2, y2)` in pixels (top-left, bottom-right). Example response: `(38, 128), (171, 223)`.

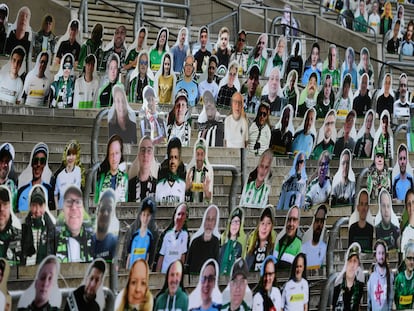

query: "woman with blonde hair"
(115, 259), (153, 311)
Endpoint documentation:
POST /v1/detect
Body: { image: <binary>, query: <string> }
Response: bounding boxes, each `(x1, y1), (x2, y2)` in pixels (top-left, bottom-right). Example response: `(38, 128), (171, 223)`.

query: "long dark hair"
(98, 134), (124, 174)
(372, 239), (391, 305)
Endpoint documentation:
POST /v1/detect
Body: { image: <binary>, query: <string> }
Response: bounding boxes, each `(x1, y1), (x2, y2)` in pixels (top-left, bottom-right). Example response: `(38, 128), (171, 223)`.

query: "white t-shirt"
(21, 74), (50, 107)
(401, 225), (414, 257)
(0, 73), (23, 104)
(73, 76), (99, 108)
(282, 278), (309, 311)
(54, 166), (82, 209)
(301, 240), (327, 269)
(155, 179), (186, 204)
(224, 115), (248, 148)
(198, 80), (219, 99)
(252, 287), (282, 311)
(159, 229), (188, 273)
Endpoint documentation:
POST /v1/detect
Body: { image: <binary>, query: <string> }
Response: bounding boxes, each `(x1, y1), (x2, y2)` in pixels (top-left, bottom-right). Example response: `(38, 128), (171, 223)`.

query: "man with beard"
(65, 259), (105, 311)
(353, 74), (372, 117)
(322, 44), (340, 88)
(302, 205), (327, 268)
(393, 73), (410, 118)
(0, 143), (16, 208)
(187, 205), (220, 274)
(311, 110), (336, 159)
(305, 151), (332, 208)
(274, 206), (302, 271)
(56, 185), (94, 262)
(242, 65), (261, 114)
(100, 25), (127, 71)
(297, 72), (318, 117)
(393, 144), (414, 201)
(349, 189), (373, 253)
(92, 189), (117, 261)
(376, 190), (400, 250)
(198, 55), (219, 99)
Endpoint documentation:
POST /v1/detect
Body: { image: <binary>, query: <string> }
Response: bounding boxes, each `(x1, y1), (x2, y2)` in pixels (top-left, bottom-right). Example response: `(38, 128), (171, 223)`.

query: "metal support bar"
(211, 164), (240, 213)
(84, 162), (101, 212)
(318, 272), (339, 311)
(356, 167), (369, 196)
(326, 216), (349, 276)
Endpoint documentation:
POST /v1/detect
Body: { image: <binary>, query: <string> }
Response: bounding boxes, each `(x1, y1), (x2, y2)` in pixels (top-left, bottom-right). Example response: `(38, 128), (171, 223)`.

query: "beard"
(312, 230), (322, 244)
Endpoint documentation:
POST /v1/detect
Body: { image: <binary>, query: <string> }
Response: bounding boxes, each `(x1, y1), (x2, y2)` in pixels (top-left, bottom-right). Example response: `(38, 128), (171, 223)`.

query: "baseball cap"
(231, 258), (248, 280)
(0, 143), (14, 161)
(175, 89), (188, 103)
(70, 20), (79, 30)
(30, 186), (46, 205)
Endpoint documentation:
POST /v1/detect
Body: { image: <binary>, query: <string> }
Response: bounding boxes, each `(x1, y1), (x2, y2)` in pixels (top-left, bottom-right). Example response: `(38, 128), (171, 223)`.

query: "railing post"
(327, 216), (349, 276)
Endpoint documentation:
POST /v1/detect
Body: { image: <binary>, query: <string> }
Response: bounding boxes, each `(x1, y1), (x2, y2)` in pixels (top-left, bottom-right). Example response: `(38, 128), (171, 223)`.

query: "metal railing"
(11, 287), (115, 310)
(78, 0), (191, 37)
(206, 11), (239, 45)
(238, 3), (318, 44)
(378, 61), (414, 88)
(326, 216), (349, 276)
(318, 272), (339, 311)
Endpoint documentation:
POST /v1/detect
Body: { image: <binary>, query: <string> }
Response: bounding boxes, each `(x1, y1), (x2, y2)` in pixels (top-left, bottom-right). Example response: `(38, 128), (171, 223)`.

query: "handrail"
(318, 272), (339, 311)
(77, 0), (191, 39)
(206, 11), (239, 43)
(78, 0), (88, 35)
(326, 216), (349, 276)
(378, 61), (414, 89)
(238, 4), (318, 43)
(356, 167), (369, 196)
(210, 164), (240, 213)
(11, 286), (115, 310)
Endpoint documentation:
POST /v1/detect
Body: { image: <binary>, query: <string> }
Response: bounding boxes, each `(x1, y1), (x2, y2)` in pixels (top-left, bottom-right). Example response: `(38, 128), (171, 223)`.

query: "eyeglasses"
(264, 272), (275, 278)
(288, 217), (299, 222)
(238, 37), (246, 42)
(259, 111), (268, 117)
(297, 159), (304, 164)
(319, 162), (329, 168)
(406, 256), (414, 261)
(185, 63), (193, 67)
(139, 60), (148, 66)
(63, 63), (73, 70)
(32, 157), (46, 165)
(64, 198), (82, 207)
(229, 72), (237, 77)
(140, 146), (153, 154)
(231, 278), (246, 288)
(201, 275), (216, 284)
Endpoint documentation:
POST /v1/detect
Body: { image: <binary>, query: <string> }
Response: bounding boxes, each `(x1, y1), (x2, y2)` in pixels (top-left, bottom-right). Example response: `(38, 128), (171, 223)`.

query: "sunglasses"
(406, 256), (414, 261)
(139, 60), (148, 65)
(32, 157), (46, 165)
(238, 37), (246, 42)
(259, 111), (268, 117)
(297, 159), (305, 164)
(63, 63), (73, 70)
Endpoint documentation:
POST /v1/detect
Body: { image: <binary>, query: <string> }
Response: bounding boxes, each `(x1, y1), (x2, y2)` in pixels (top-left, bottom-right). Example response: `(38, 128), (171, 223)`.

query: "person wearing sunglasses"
(128, 50), (154, 103)
(17, 143), (54, 213)
(49, 53), (75, 108)
(248, 102), (271, 155)
(230, 29), (248, 76)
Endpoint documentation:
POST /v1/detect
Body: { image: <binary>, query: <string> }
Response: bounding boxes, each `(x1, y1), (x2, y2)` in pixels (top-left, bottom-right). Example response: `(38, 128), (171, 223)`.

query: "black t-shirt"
(56, 40), (81, 61)
(348, 222), (373, 252)
(194, 49), (211, 72)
